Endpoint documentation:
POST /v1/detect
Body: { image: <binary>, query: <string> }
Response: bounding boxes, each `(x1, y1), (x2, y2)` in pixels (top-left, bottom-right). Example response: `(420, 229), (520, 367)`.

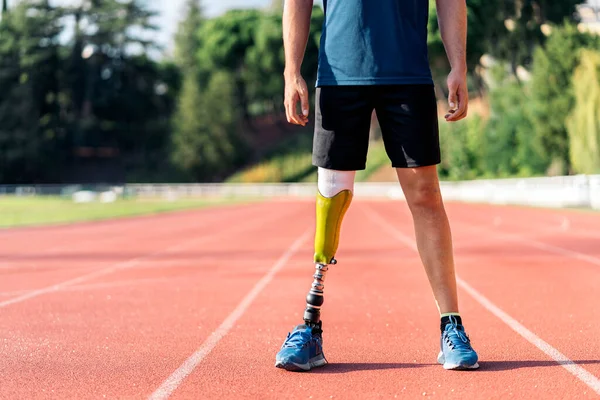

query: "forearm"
(283, 0), (313, 77)
(435, 0), (467, 73)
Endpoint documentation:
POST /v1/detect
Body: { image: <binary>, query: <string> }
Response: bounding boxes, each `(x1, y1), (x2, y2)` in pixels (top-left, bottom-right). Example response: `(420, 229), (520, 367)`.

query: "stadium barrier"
(1, 174), (599, 210)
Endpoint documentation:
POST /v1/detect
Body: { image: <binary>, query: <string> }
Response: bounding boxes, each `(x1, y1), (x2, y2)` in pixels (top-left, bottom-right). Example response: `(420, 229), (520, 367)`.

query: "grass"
(0, 196), (249, 228)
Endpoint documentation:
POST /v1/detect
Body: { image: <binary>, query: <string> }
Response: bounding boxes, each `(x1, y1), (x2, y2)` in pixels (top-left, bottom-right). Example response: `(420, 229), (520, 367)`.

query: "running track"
(1, 200), (599, 399)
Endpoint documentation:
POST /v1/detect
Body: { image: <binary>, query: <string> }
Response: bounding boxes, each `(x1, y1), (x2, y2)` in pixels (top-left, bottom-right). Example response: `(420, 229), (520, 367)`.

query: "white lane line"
(0, 208), (296, 309)
(364, 206), (600, 396)
(457, 278), (600, 394)
(463, 223), (600, 267)
(0, 207), (257, 271)
(0, 277), (173, 297)
(0, 259), (279, 297)
(147, 230), (310, 400)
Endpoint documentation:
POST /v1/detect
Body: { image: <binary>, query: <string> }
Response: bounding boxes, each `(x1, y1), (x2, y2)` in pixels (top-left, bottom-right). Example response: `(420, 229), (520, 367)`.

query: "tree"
(270, 0), (283, 12)
(0, 0), (64, 183)
(171, 74), (209, 177)
(196, 9), (263, 126)
(428, 0), (581, 91)
(196, 7), (323, 123)
(174, 0), (203, 73)
(171, 71), (242, 181)
(171, 0), (245, 182)
(58, 0), (172, 182)
(567, 50), (600, 174)
(484, 81), (546, 177)
(428, 0), (500, 84)
(530, 23), (600, 174)
(438, 116), (486, 180)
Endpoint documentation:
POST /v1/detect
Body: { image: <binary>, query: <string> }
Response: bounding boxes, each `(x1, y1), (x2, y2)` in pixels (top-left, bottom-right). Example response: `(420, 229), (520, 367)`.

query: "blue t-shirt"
(316, 0), (433, 86)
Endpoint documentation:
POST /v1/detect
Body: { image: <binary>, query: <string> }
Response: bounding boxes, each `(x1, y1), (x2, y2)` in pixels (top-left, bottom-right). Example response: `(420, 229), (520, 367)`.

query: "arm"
(283, 0), (313, 126)
(436, 0), (468, 122)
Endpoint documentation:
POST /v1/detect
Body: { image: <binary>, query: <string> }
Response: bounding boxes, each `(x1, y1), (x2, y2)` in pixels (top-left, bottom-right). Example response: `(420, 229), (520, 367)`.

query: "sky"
(7, 0), (277, 56)
(149, 0), (272, 53)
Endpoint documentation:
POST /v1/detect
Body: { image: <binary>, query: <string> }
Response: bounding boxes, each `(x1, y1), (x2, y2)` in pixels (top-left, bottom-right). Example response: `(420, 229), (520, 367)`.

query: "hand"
(284, 73), (309, 126)
(445, 69), (468, 122)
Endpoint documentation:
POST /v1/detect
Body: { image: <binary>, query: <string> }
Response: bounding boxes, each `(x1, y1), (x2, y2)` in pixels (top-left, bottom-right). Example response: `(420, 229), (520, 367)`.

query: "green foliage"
(530, 23), (600, 174)
(0, 0), (175, 183)
(485, 82), (546, 177)
(170, 6), (324, 183)
(171, 74), (205, 175)
(567, 50), (600, 174)
(197, 7), (323, 120)
(356, 141), (390, 181)
(0, 0), (64, 183)
(228, 138), (391, 184)
(226, 133), (313, 183)
(428, 0), (580, 90)
(427, 0), (500, 81)
(0, 0), (591, 184)
(438, 116), (486, 180)
(175, 0), (204, 73)
(171, 71), (243, 181)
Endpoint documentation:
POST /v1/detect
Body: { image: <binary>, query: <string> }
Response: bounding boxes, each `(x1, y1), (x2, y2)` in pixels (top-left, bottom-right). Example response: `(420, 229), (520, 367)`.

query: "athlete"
(275, 0), (479, 371)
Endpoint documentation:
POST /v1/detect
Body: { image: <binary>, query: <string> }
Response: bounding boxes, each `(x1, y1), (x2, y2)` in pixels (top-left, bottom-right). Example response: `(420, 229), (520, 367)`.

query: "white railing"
(1, 174), (600, 210)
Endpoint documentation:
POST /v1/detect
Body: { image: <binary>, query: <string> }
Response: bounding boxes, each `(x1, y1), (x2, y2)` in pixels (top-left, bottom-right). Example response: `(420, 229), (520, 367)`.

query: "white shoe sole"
(437, 351), (480, 370)
(275, 354), (328, 371)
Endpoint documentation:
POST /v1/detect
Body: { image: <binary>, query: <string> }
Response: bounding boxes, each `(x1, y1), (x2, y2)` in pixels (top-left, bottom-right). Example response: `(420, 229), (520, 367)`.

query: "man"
(275, 0), (479, 371)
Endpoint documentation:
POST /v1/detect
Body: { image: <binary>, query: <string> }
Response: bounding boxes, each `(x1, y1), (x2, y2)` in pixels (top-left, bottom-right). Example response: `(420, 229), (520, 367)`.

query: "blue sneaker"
(275, 322), (327, 371)
(437, 317), (479, 370)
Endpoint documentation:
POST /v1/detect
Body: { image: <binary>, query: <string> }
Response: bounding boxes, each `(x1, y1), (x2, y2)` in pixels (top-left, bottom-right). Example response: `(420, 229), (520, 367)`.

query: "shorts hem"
(392, 159), (441, 169)
(312, 160), (367, 171)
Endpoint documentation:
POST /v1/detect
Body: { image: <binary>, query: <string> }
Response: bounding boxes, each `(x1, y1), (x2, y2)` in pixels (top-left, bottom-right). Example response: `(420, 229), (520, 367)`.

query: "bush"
(529, 22), (600, 174)
(485, 81), (546, 177)
(438, 115), (486, 180)
(567, 50), (600, 174)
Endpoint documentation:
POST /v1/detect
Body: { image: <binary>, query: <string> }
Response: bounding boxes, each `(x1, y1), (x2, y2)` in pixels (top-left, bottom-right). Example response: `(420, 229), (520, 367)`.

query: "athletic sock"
(440, 313), (462, 332)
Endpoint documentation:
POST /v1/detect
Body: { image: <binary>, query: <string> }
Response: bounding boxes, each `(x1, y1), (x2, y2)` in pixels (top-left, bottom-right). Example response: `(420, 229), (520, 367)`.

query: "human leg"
(395, 166), (458, 314)
(376, 84), (478, 369)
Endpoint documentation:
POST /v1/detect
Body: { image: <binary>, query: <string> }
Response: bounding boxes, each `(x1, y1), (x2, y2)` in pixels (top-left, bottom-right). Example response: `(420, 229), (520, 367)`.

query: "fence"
(1, 174), (600, 210)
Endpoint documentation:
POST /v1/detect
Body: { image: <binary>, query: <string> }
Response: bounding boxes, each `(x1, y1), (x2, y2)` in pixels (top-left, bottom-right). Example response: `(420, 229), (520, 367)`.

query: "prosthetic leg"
(275, 168), (355, 371)
(303, 168), (354, 326)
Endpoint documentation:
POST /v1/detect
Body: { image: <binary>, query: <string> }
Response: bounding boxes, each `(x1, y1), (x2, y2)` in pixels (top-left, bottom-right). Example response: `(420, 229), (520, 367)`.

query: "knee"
(406, 185), (444, 213)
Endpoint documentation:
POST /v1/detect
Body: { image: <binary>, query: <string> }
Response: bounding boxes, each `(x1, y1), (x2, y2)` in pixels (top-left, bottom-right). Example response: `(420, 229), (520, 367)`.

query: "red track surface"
(1, 200), (599, 399)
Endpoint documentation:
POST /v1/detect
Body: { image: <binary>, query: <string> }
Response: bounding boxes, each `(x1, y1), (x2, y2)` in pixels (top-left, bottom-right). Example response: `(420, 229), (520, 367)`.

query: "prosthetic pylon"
(303, 190), (353, 324)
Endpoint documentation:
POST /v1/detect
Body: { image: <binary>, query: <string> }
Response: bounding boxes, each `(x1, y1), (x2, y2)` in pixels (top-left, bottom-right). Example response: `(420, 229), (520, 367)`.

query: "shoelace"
(444, 316), (472, 351)
(283, 330), (313, 349)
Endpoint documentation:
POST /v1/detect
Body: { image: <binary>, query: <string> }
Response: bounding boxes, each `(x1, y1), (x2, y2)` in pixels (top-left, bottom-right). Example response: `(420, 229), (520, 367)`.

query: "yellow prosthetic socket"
(313, 190), (353, 265)
(304, 189), (353, 324)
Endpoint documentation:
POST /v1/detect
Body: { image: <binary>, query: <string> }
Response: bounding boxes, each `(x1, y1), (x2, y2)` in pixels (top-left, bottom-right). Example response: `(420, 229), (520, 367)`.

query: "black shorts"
(312, 84), (440, 170)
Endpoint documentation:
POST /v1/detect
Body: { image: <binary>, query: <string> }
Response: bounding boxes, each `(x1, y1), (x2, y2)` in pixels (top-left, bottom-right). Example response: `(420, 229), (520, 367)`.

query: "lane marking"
(457, 278), (600, 395)
(364, 206), (600, 395)
(0, 277), (176, 297)
(0, 208), (298, 309)
(463, 223), (600, 268)
(0, 206), (259, 271)
(0, 259), (280, 297)
(0, 254), (272, 271)
(148, 230), (310, 400)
